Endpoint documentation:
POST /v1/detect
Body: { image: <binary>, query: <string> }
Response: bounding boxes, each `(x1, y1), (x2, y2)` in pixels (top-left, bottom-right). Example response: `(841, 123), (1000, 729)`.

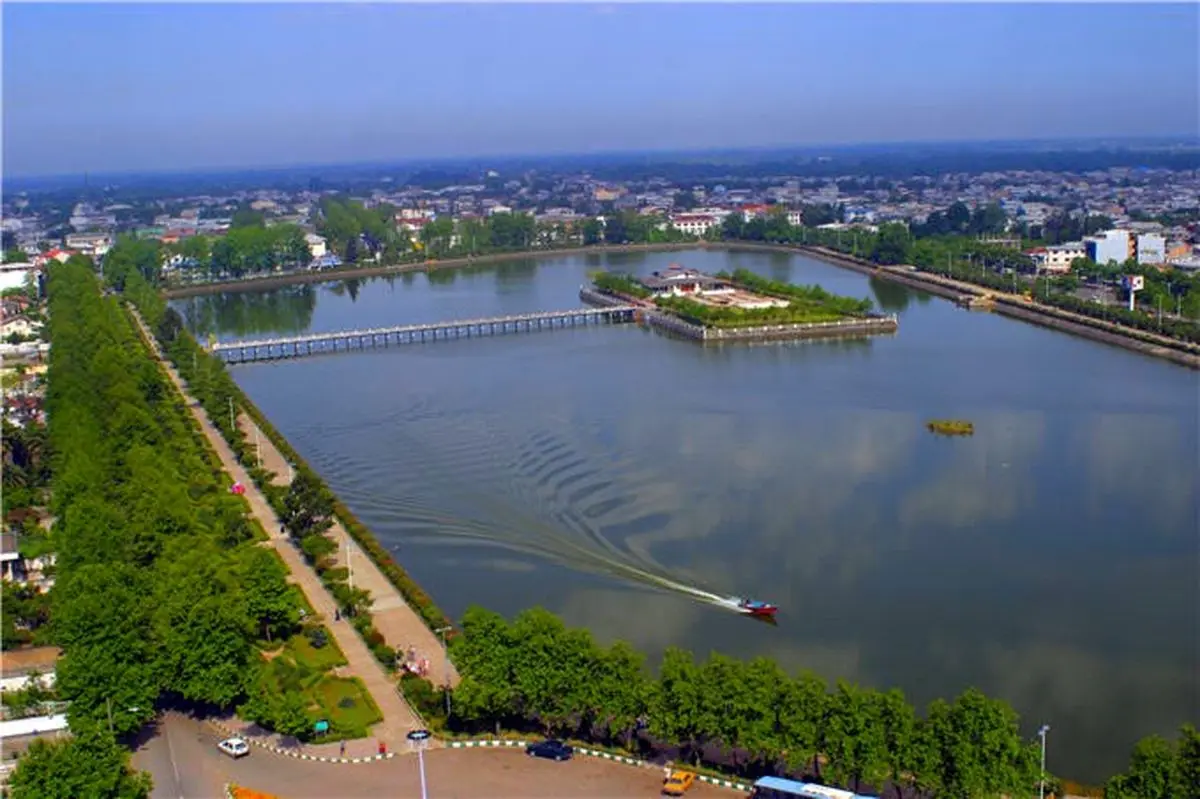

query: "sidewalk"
(128, 307), (424, 745)
(237, 411), (460, 690)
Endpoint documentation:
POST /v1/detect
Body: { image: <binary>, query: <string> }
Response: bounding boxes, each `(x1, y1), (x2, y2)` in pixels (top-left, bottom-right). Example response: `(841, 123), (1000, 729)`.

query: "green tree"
(824, 680), (889, 791)
(282, 471), (334, 538)
(8, 728), (152, 799)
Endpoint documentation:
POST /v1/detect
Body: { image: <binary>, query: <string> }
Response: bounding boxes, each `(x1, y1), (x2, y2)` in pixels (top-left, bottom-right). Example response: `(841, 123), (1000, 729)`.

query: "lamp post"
(407, 729), (432, 799)
(1038, 724), (1050, 799)
(435, 625), (453, 718)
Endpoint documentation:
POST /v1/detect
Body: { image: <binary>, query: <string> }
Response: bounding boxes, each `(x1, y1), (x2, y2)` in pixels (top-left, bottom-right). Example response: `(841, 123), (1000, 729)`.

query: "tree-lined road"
(129, 306), (424, 744)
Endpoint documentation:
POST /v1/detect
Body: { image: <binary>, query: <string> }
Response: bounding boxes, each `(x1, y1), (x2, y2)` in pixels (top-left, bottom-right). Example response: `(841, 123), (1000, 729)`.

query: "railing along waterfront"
(210, 305), (639, 363)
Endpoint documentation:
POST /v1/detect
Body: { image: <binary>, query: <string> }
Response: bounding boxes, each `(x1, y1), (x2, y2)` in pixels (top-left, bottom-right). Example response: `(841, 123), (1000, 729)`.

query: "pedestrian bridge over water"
(210, 305), (640, 364)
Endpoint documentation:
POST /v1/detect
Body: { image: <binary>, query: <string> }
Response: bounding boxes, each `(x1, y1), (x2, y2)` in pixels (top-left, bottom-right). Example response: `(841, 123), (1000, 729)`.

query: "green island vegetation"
(653, 269), (873, 329)
(592, 267), (875, 328)
(590, 270), (652, 299)
(925, 419), (975, 437)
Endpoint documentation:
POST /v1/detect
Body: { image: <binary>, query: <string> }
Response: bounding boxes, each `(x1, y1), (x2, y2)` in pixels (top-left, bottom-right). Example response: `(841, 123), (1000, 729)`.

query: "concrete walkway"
(237, 411), (461, 691)
(128, 307), (424, 745)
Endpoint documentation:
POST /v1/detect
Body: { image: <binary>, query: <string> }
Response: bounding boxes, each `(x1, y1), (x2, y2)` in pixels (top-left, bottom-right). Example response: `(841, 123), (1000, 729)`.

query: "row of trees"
(440, 606), (1043, 798)
(10, 258), (311, 796)
(1104, 726), (1200, 798)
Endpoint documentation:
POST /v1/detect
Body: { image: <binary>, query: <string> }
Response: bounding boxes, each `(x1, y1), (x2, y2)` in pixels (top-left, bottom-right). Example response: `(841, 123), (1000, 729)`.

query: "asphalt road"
(132, 713), (738, 799)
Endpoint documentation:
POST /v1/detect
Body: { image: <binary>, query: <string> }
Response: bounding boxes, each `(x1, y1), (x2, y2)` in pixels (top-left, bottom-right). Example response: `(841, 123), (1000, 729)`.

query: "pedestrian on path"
(340, 741), (346, 758)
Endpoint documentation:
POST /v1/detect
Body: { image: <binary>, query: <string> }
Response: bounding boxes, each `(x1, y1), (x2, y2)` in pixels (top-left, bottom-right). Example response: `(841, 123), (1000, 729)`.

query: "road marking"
(164, 722), (184, 799)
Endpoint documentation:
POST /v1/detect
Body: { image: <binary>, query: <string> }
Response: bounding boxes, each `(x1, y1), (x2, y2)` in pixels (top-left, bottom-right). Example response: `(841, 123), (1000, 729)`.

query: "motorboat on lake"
(735, 598), (778, 618)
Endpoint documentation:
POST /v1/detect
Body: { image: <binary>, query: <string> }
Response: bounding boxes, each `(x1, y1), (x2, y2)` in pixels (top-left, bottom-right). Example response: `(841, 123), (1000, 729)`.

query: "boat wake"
(300, 404), (770, 617)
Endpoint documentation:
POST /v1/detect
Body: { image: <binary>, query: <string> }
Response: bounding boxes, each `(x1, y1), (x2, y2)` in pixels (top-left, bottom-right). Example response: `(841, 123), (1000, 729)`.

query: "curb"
(446, 739), (753, 792)
(210, 718), (397, 764)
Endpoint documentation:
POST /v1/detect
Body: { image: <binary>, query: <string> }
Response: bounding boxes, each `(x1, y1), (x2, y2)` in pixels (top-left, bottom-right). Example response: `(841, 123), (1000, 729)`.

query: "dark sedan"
(525, 739), (573, 761)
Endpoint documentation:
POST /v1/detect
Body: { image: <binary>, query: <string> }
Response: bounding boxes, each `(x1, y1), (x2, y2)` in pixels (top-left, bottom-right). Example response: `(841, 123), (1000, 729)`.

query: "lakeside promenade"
(127, 305), (431, 750)
(236, 411), (460, 691)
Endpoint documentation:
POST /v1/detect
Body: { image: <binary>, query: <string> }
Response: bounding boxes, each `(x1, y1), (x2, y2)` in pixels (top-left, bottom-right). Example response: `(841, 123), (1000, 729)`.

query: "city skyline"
(3, 2), (1198, 178)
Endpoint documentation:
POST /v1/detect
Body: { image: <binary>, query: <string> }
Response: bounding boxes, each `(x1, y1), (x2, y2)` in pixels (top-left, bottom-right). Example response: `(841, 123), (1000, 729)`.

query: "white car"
(217, 737), (250, 759)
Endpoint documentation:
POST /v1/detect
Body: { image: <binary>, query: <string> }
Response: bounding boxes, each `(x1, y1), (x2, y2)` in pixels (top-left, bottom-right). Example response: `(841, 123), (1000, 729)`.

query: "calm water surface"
(175, 249), (1199, 782)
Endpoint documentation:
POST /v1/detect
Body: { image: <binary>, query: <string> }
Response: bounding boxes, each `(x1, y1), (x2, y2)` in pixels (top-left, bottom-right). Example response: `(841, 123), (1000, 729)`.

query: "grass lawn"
(313, 677), (382, 737)
(284, 629), (348, 671)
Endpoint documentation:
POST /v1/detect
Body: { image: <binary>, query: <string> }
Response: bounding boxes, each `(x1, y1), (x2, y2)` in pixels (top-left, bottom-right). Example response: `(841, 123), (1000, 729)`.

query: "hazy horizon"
(4, 2), (1198, 178)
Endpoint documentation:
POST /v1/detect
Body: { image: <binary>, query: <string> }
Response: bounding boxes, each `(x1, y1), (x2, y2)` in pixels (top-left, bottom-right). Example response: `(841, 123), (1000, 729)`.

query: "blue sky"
(3, 2), (1197, 177)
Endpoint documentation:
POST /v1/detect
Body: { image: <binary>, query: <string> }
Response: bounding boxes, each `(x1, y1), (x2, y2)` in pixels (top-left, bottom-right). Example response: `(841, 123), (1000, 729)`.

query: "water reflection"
(176, 283), (317, 340)
(869, 274), (916, 312)
(195, 249), (1199, 783)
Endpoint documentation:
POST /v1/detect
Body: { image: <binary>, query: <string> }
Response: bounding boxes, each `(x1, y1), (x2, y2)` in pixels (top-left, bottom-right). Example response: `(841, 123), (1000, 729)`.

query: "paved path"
(134, 713), (737, 799)
(128, 308), (423, 745)
(236, 411), (460, 690)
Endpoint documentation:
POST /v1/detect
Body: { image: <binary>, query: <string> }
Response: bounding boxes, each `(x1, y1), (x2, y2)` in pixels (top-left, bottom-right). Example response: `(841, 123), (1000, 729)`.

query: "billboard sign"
(1121, 275), (1144, 292)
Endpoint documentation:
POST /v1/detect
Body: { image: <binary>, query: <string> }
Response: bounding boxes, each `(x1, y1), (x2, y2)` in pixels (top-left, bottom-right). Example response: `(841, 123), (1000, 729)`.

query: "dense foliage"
(13, 258), (309, 794)
(591, 271), (651, 299)
(442, 606), (1042, 798)
(123, 257), (454, 642)
(1104, 724), (1200, 799)
(7, 729), (152, 799)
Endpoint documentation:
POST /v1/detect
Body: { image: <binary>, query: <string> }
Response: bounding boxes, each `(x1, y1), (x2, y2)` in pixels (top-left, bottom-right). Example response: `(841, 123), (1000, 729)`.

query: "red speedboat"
(737, 598), (778, 618)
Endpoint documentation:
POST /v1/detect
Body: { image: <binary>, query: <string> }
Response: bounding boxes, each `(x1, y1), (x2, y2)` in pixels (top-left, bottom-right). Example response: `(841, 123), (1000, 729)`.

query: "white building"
(787, 210), (803, 227)
(63, 232), (112, 256)
(304, 233), (327, 259)
(668, 213), (723, 237)
(1085, 229), (1131, 266)
(1044, 242), (1086, 273)
(0, 264), (35, 293)
(1136, 233), (1166, 265)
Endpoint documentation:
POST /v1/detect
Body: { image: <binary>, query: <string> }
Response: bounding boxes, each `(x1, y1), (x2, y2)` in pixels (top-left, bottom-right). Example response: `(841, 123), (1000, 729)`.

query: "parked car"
(662, 770), (696, 796)
(525, 739), (573, 761)
(217, 737), (250, 759)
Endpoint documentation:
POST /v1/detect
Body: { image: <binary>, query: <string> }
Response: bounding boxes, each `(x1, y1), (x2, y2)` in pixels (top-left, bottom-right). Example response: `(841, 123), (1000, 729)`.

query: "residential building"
(1167, 240), (1193, 261)
(64, 232), (112, 253)
(1085, 229), (1131, 266)
(0, 315), (41, 340)
(0, 532), (54, 592)
(0, 646), (60, 694)
(668, 213), (722, 237)
(0, 264), (35, 293)
(1136, 233), (1167, 265)
(1043, 241), (1086, 273)
(304, 233), (327, 259)
(787, 210), (803, 227)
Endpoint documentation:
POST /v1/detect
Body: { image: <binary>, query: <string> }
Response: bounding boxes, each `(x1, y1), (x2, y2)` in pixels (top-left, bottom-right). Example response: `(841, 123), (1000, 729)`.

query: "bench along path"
(128, 306), (426, 747)
(237, 412), (461, 692)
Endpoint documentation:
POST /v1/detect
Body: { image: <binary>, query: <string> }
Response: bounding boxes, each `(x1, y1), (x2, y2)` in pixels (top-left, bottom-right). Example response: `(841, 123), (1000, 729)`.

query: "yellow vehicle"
(662, 770), (696, 796)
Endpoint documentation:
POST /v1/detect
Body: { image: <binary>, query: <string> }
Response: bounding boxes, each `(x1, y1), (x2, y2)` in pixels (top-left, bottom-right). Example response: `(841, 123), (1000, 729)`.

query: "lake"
(174, 248), (1199, 783)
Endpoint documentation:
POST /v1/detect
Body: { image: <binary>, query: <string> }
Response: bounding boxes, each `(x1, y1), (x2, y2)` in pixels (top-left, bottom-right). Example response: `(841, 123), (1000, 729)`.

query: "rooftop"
(0, 646), (62, 679)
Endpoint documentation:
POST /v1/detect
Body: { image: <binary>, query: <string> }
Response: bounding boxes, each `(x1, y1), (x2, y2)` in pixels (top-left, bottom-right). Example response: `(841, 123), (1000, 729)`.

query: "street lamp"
(407, 729), (432, 799)
(1038, 724), (1050, 799)
(435, 626), (453, 718)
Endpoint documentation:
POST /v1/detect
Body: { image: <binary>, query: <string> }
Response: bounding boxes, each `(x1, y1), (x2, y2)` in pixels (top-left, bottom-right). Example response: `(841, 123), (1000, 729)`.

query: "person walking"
(339, 740), (346, 758)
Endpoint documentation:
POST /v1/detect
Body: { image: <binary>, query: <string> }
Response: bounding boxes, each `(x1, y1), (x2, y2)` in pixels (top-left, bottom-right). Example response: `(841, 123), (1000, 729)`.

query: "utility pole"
(1038, 724), (1050, 799)
(436, 626), (453, 718)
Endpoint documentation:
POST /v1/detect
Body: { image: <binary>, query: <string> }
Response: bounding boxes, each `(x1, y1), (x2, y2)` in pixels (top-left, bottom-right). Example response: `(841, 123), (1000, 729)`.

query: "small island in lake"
(585, 266), (898, 343)
(926, 419), (975, 436)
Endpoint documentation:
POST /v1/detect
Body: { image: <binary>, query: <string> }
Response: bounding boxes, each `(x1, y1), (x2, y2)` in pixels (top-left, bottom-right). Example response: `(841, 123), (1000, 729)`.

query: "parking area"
(135, 713), (743, 799)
